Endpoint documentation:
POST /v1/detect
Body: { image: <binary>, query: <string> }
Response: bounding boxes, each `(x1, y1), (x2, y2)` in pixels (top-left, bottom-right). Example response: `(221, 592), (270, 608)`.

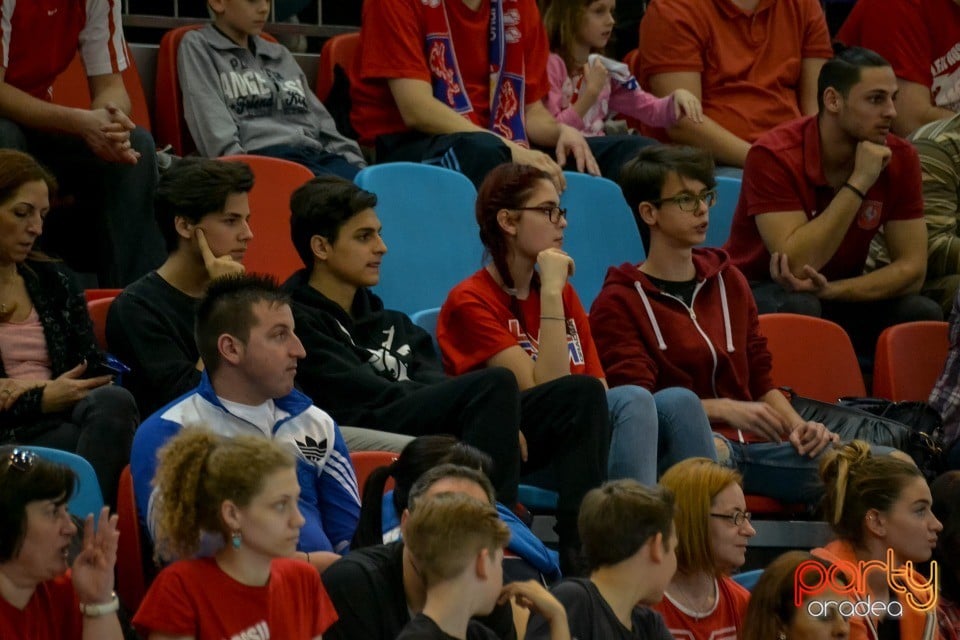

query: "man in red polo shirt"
(0, 0), (164, 287)
(723, 47), (942, 354)
(636, 0), (833, 168)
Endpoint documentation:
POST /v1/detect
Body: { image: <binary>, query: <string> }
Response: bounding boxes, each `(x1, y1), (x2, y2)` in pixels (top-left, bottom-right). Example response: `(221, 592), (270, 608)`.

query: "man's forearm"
(894, 103), (956, 138)
(0, 82), (84, 135)
(822, 260), (926, 302)
(90, 81), (132, 115)
(666, 116), (750, 167)
(775, 189), (865, 273)
(525, 101), (562, 147)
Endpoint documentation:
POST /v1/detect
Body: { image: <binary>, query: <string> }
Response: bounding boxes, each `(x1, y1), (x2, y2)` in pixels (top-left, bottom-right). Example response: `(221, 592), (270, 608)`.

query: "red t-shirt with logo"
(350, 0), (550, 145)
(133, 557), (337, 640)
(723, 116), (923, 281)
(438, 268), (604, 378)
(837, 0), (960, 112)
(653, 575), (750, 640)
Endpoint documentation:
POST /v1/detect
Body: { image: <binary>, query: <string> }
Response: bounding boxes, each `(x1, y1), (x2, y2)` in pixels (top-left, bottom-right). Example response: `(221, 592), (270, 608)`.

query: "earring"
(231, 530), (242, 549)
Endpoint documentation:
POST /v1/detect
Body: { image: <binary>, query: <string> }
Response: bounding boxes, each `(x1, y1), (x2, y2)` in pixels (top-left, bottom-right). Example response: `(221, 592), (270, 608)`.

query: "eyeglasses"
(652, 189), (718, 212)
(709, 510), (752, 527)
(514, 205), (568, 224)
(6, 447), (37, 472)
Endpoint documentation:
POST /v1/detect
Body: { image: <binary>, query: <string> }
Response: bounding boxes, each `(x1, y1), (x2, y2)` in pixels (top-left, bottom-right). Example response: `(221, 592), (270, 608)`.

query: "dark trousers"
(368, 368), (523, 504)
(0, 119), (165, 287)
(518, 374), (610, 558)
(368, 368), (609, 561)
(750, 281), (944, 357)
(583, 134), (655, 182)
(252, 144), (361, 179)
(377, 130), (653, 188)
(11, 385), (139, 508)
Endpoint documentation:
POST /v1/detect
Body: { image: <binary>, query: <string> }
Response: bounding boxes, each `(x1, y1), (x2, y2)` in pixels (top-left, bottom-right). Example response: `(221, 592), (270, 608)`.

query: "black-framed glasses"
(652, 189), (718, 212)
(709, 510), (752, 527)
(514, 205), (568, 224)
(6, 447), (37, 472)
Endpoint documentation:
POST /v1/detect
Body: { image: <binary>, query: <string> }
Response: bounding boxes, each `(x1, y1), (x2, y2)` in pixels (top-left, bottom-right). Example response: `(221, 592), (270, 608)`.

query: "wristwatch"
(79, 593), (119, 617)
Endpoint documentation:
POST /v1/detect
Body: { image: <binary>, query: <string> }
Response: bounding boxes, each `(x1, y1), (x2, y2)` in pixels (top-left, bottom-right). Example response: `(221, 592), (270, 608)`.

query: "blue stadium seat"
(410, 307), (441, 356)
(732, 568), (763, 591)
(704, 174), (742, 248)
(558, 172), (645, 309)
(355, 163), (482, 315)
(22, 446), (104, 519)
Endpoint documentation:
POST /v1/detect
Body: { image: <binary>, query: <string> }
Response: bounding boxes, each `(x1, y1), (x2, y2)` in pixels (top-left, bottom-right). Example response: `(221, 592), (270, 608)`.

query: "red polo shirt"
(0, 0), (127, 101)
(723, 116), (923, 281)
(636, 0), (832, 143)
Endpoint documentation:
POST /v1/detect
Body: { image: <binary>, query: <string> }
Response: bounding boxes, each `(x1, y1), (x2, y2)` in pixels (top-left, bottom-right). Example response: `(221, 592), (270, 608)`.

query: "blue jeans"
(716, 436), (895, 505)
(606, 386), (716, 485)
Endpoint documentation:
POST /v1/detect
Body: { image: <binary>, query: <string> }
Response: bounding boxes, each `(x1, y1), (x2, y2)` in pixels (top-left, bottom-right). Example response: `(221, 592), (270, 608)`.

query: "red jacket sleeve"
(589, 285), (660, 390)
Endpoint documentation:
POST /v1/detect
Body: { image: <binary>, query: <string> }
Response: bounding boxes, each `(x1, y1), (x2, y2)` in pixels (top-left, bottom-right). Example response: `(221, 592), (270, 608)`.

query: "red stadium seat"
(873, 321), (950, 401)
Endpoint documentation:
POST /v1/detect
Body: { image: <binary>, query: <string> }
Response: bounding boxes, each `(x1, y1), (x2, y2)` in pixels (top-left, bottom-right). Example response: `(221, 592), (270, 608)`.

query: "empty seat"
(759, 313), (866, 403)
(873, 321), (950, 401)
(219, 154), (314, 282)
(354, 163), (481, 315)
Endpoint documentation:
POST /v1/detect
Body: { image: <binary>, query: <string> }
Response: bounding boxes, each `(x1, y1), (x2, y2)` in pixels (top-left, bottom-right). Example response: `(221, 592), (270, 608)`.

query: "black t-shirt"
(643, 274), (698, 309)
(526, 578), (673, 640)
(321, 542), (516, 640)
(397, 613), (502, 640)
(106, 271), (202, 416)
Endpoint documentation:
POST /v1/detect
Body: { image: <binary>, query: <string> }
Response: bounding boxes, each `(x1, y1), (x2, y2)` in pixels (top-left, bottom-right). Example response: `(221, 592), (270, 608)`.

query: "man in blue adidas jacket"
(131, 273), (360, 569)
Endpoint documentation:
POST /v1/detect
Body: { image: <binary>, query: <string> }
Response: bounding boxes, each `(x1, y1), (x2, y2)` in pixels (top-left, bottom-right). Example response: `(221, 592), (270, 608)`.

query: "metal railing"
(122, 1), (358, 39)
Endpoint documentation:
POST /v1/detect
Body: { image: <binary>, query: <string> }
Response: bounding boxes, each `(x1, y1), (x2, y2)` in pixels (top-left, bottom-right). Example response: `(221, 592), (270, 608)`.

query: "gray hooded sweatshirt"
(177, 24), (365, 167)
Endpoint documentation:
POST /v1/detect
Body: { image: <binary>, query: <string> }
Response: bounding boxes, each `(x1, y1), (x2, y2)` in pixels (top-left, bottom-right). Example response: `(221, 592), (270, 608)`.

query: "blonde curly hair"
(151, 426), (294, 560)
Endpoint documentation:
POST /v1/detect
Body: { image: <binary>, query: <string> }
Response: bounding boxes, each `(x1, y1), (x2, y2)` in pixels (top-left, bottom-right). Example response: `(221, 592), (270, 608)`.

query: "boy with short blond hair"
(398, 492), (570, 640)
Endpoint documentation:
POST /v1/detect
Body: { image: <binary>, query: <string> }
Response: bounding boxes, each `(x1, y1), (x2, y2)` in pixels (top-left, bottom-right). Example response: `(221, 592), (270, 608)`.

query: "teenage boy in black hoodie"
(284, 176), (610, 573)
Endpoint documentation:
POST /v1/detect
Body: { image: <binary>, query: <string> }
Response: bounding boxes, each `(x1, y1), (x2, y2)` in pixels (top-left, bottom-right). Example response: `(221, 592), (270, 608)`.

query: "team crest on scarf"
(427, 38), (470, 112)
(422, 0), (528, 145)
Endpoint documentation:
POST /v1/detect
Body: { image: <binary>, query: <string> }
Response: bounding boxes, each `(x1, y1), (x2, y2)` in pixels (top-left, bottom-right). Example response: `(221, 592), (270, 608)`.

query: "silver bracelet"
(79, 593), (119, 617)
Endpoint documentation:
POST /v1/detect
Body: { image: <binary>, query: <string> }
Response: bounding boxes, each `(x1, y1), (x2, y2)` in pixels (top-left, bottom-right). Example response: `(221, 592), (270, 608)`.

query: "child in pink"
(543, 0), (702, 136)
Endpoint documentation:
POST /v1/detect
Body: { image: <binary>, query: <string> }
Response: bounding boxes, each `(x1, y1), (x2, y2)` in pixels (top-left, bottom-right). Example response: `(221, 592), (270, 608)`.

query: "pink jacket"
(544, 53), (676, 136)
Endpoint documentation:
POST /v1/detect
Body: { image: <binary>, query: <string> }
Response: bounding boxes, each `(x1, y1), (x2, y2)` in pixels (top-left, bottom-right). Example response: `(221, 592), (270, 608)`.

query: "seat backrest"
(87, 297), (115, 351)
(354, 163), (481, 315)
(51, 45), (152, 132)
(759, 313), (866, 402)
(559, 172), (645, 309)
(219, 155), (314, 282)
(116, 465), (148, 612)
(155, 24), (205, 155)
(22, 446), (104, 519)
(156, 25), (278, 155)
(316, 32), (361, 103)
(83, 288), (123, 303)
(410, 307), (441, 355)
(705, 175), (742, 248)
(873, 321), (950, 401)
(350, 450), (398, 497)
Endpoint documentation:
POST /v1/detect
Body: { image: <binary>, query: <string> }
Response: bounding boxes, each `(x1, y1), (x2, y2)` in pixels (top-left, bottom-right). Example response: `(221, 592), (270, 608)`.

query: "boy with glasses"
(589, 144), (843, 506)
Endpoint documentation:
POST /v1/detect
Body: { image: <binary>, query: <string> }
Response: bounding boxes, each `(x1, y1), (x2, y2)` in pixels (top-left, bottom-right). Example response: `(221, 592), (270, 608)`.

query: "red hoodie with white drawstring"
(589, 248), (774, 443)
